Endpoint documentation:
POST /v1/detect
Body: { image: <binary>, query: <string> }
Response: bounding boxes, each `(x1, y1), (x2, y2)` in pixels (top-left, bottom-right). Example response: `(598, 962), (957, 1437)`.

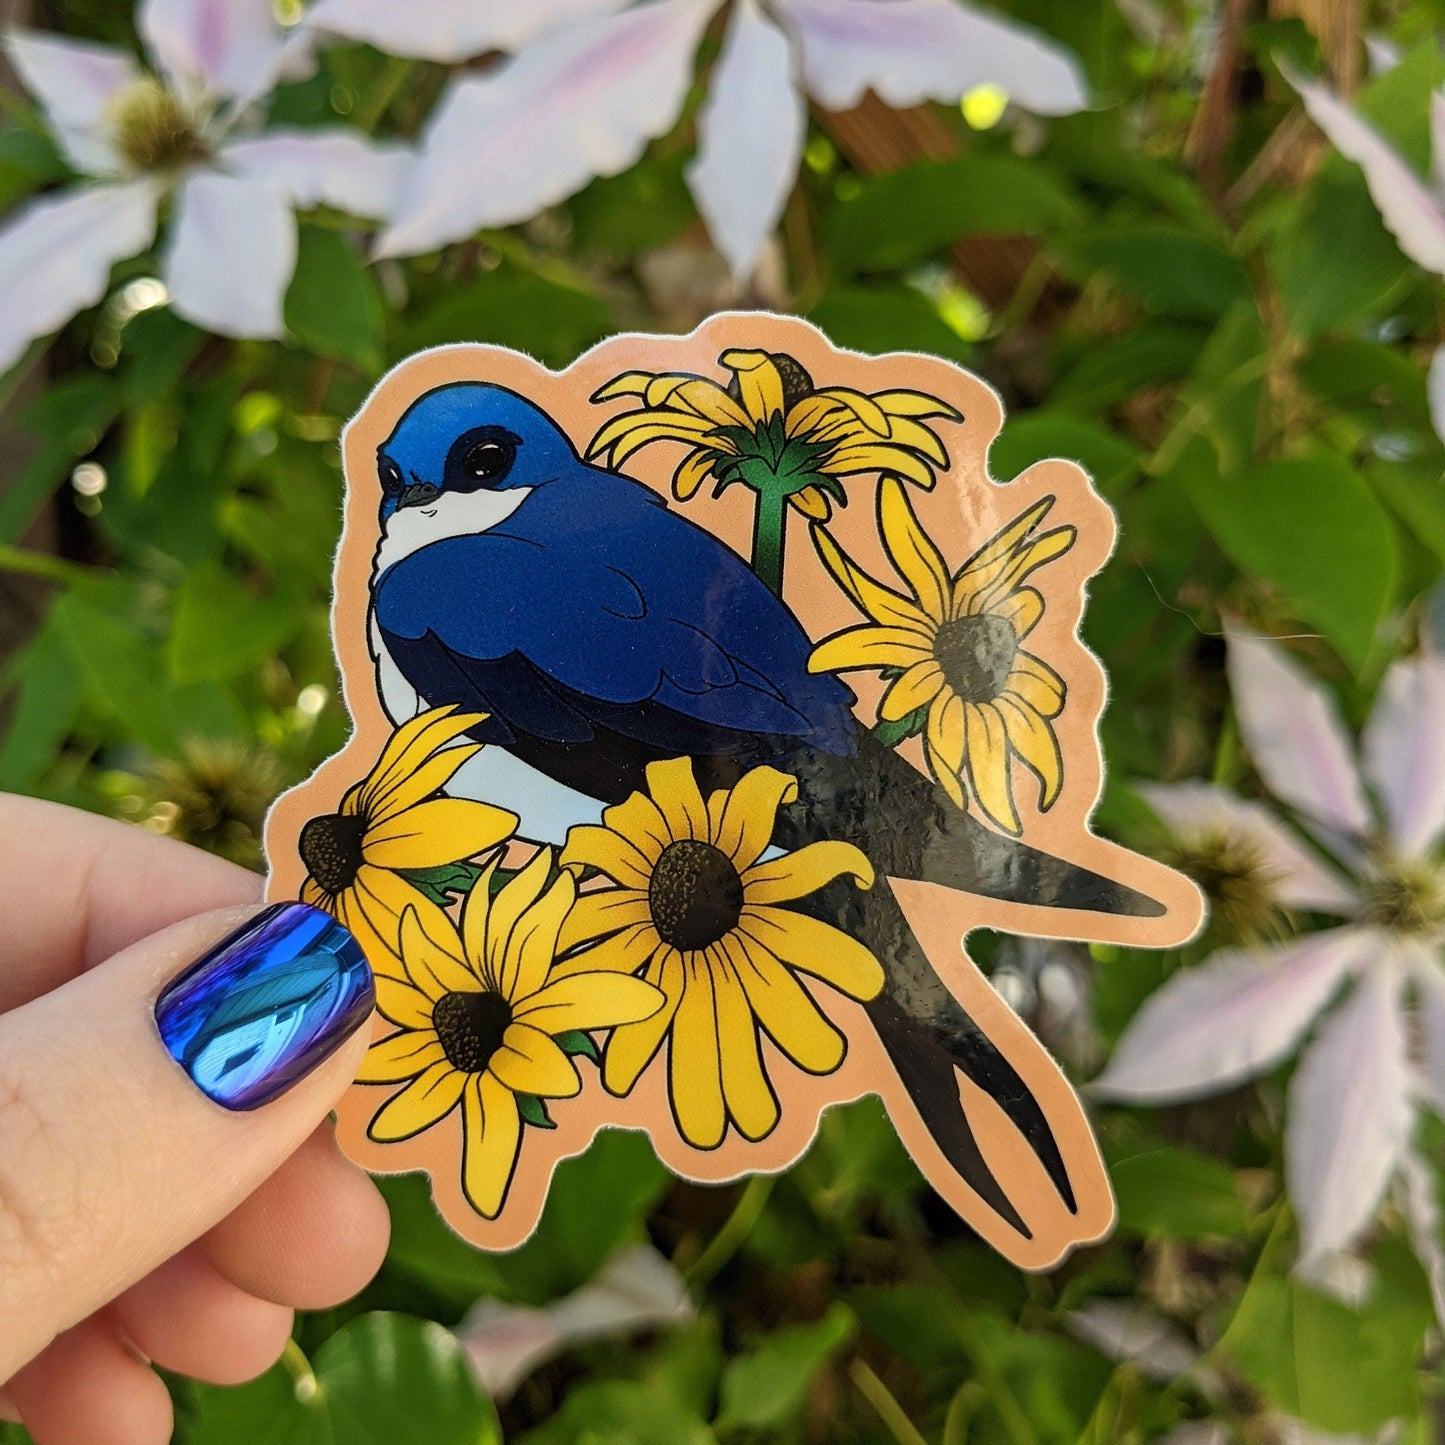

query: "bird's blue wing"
(373, 475), (857, 759)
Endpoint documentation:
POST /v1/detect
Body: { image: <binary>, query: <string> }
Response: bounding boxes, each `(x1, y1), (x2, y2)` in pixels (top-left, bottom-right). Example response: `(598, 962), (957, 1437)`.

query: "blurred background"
(2, 0), (1444, 1440)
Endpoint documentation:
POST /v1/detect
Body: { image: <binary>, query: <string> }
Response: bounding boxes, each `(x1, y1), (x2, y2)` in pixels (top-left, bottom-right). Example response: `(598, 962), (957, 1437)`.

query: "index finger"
(0, 793), (261, 1012)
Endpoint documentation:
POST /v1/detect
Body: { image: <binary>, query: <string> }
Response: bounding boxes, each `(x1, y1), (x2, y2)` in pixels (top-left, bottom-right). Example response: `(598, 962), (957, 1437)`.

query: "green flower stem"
(850, 1359), (930, 1445)
(752, 483), (789, 596)
(682, 1174), (774, 1291)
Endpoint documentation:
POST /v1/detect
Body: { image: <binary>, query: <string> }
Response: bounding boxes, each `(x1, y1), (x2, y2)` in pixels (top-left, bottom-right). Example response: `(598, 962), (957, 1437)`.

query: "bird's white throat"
(373, 485), (532, 572)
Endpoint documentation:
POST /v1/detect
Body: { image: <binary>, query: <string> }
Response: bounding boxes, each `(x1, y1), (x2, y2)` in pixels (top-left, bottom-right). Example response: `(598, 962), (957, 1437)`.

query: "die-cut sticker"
(264, 313), (1203, 1268)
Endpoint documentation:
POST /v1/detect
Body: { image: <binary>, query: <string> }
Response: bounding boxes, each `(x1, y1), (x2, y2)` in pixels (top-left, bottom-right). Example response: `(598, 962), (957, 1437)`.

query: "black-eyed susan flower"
(586, 349), (959, 595)
(809, 480), (1076, 836)
(359, 850), (664, 1219)
(299, 706), (518, 975)
(556, 758), (882, 1150)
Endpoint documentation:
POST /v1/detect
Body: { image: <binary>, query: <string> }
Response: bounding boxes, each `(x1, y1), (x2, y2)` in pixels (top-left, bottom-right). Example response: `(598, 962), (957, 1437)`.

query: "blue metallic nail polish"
(156, 902), (374, 1111)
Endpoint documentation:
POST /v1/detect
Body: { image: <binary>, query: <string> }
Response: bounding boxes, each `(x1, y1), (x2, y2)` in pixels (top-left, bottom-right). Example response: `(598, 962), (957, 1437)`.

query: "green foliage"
(4, 2), (1445, 1441)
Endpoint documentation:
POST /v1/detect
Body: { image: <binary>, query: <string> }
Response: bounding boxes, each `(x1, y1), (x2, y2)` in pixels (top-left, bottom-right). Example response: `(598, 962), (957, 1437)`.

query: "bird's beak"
(397, 480), (440, 510)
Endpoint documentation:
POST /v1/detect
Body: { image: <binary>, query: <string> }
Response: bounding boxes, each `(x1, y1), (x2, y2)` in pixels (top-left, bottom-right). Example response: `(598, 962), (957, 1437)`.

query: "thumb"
(0, 902), (373, 1376)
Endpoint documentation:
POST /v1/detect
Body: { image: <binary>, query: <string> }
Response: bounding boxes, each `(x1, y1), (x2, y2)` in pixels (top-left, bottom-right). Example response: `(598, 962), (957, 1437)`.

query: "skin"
(0, 794), (390, 1445)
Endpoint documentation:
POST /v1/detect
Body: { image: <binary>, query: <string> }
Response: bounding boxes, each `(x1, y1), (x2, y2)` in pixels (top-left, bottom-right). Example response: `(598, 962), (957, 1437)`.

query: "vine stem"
(752, 484), (788, 597)
(850, 1360), (930, 1445)
(682, 1174), (773, 1291)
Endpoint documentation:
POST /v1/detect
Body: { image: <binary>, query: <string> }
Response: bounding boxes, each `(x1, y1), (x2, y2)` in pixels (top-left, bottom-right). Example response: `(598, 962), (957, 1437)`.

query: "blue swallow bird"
(368, 382), (1164, 1236)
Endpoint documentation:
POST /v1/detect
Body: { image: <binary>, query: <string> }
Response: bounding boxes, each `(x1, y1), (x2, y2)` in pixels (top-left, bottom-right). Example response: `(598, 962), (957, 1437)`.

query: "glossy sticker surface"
(264, 314), (1202, 1267)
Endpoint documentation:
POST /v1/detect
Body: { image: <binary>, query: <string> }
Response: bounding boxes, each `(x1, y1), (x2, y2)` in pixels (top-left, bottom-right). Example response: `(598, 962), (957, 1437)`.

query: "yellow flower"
(810, 481), (1076, 835)
(587, 348), (959, 523)
(358, 851), (664, 1218)
(557, 758), (882, 1150)
(299, 706), (517, 975)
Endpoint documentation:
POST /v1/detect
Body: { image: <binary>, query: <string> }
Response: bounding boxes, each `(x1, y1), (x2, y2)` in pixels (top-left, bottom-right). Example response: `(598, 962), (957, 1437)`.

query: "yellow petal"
(590, 370), (656, 403)
(554, 920), (660, 979)
(731, 935), (845, 1075)
(357, 1029), (446, 1083)
(670, 378), (751, 428)
(713, 946), (779, 1142)
(600, 790), (672, 860)
(561, 823), (655, 889)
(996, 694), (1063, 810)
(349, 866), (451, 975)
(925, 692), (967, 808)
(711, 765), (797, 870)
(970, 526), (1077, 612)
(462, 1072), (521, 1219)
(367, 1060), (465, 1141)
(503, 868), (576, 1003)
(882, 414), (949, 466)
(397, 904), (473, 1001)
(741, 905), (885, 1001)
(743, 839), (873, 904)
(367, 743), (483, 827)
(788, 486), (831, 521)
(964, 701), (1021, 835)
(1007, 651), (1066, 719)
(809, 625), (932, 675)
(375, 974), (434, 1031)
(362, 707), (482, 815)
(878, 478), (951, 618)
(515, 969), (664, 1032)
(555, 888), (652, 952)
(878, 661), (945, 723)
(669, 952), (725, 1148)
(363, 798), (515, 870)
(986, 585), (1044, 638)
(590, 411), (719, 465)
(812, 386), (890, 435)
(673, 449), (715, 502)
(872, 390), (962, 421)
(488, 1022), (580, 1100)
(721, 349), (785, 422)
(826, 443), (936, 489)
(811, 526), (933, 633)
(603, 947), (682, 1097)
(783, 393), (848, 440)
(645, 756), (709, 841)
(487, 849), (557, 998)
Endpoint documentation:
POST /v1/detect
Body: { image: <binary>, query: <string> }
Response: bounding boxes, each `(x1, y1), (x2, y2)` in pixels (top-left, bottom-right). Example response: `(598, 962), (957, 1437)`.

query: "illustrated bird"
(365, 382), (1165, 1236)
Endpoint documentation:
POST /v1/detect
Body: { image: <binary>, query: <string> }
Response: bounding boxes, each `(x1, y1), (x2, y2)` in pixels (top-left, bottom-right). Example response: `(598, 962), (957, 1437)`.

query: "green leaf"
(285, 226), (384, 369)
(806, 287), (973, 365)
(191, 1315), (502, 1445)
(1181, 452), (1398, 667)
(516, 1092), (556, 1129)
(1068, 225), (1249, 320)
(1109, 1145), (1252, 1239)
(400, 860), (486, 906)
(873, 707), (926, 749)
(0, 609), (82, 791)
(1221, 1261), (1430, 1432)
(825, 155), (1082, 273)
(715, 1303), (855, 1431)
(520, 1380), (715, 1445)
(554, 1028), (600, 1062)
(990, 413), (1141, 495)
(168, 562), (306, 685)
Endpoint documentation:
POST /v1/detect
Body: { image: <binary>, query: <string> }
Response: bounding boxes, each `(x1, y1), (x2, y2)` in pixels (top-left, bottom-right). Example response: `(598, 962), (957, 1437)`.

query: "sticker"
(264, 314), (1202, 1269)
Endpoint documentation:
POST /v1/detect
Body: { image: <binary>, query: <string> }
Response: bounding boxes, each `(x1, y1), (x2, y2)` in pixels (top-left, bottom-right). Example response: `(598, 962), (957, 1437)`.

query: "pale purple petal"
(1287, 960), (1414, 1264)
(686, 0), (804, 281)
(139, 0), (287, 105)
(0, 180), (160, 373)
(163, 169), (294, 337)
(1363, 655), (1445, 856)
(219, 130), (410, 220)
(1066, 1303), (1198, 1381)
(779, 0), (1087, 116)
(376, 0), (713, 259)
(458, 1245), (691, 1399)
(1397, 1148), (1445, 1330)
(1092, 928), (1372, 1103)
(1431, 90), (1445, 195)
(1286, 64), (1445, 274)
(1138, 780), (1359, 915)
(1293, 1247), (1372, 1306)
(1225, 626), (1372, 836)
(1410, 946), (1445, 1116)
(3, 29), (138, 175)
(305, 0), (628, 61)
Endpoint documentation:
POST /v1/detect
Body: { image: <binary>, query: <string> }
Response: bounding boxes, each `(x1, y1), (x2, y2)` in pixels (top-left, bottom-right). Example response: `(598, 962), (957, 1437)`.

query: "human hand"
(0, 794), (388, 1444)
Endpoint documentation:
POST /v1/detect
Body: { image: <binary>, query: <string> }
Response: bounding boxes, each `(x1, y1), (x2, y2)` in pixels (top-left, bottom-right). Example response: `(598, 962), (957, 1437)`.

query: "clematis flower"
(0, 0), (410, 372)
(1094, 627), (1445, 1271)
(327, 0), (1088, 278)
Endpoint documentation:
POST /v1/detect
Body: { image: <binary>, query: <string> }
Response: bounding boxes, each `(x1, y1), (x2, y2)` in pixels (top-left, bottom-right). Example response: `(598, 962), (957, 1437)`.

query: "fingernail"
(156, 903), (374, 1111)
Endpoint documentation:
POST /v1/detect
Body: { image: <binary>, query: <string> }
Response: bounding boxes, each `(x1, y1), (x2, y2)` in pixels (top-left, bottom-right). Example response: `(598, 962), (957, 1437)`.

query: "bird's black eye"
(461, 439), (513, 485)
(379, 456), (405, 497)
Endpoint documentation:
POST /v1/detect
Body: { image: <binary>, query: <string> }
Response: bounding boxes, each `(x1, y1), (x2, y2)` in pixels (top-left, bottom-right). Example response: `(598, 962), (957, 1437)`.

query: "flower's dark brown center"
(1364, 857), (1445, 937)
(110, 77), (205, 172)
(298, 812), (367, 895)
(433, 989), (513, 1073)
(933, 614), (1018, 702)
(648, 839), (744, 952)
